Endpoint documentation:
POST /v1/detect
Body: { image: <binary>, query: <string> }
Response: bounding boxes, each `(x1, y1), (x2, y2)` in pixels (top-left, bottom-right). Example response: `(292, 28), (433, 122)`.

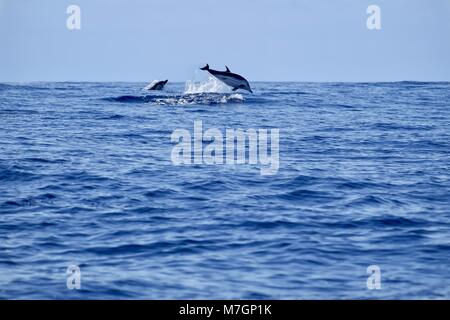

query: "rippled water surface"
(1, 81), (450, 299)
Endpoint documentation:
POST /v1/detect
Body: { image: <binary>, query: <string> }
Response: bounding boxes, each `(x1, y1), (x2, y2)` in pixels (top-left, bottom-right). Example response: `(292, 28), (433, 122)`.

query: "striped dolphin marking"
(200, 64), (253, 93)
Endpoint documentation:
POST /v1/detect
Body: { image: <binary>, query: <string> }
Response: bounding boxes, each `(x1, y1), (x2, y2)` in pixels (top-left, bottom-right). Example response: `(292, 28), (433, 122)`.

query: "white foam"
(184, 76), (231, 94)
(229, 93), (244, 101)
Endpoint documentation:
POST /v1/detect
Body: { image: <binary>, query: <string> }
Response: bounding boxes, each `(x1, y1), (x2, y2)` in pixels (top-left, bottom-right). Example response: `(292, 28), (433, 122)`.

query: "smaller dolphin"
(200, 64), (253, 93)
(144, 79), (168, 91)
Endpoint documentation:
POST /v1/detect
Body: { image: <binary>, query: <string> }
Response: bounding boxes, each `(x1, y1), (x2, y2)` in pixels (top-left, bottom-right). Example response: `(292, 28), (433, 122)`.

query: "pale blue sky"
(1, 0), (449, 82)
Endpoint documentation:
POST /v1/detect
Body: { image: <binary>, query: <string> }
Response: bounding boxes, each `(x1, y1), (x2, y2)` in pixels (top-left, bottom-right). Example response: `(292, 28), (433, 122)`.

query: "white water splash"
(220, 94), (244, 103)
(153, 93), (244, 106)
(184, 76), (231, 94)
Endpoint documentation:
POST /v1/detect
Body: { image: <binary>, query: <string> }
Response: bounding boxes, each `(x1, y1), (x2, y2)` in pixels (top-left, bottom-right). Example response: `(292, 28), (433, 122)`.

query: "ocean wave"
(103, 92), (244, 105)
(0, 83), (53, 91)
(0, 167), (39, 182)
(2, 81), (450, 299)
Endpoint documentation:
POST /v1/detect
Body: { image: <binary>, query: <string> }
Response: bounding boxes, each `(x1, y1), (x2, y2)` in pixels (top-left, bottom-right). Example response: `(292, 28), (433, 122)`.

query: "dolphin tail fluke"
(200, 64), (209, 71)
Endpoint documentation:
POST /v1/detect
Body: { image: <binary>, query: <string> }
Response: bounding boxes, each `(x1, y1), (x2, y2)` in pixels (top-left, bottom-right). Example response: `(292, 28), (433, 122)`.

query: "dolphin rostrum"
(145, 79), (168, 91)
(200, 64), (253, 93)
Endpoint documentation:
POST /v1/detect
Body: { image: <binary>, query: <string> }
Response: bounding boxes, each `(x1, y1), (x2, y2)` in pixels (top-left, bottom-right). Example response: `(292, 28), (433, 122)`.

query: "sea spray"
(184, 76), (231, 94)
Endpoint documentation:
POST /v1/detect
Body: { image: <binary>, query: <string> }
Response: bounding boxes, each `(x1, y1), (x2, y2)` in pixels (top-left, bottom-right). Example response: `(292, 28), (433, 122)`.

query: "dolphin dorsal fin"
(225, 66), (231, 73)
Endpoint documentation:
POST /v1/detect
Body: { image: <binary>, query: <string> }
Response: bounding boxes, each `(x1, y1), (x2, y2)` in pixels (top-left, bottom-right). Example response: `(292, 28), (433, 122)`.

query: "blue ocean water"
(1, 80), (450, 299)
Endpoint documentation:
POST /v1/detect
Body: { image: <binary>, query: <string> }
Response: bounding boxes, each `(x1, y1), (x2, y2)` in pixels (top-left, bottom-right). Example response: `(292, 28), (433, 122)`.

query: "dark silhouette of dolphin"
(200, 64), (253, 93)
(145, 79), (168, 91)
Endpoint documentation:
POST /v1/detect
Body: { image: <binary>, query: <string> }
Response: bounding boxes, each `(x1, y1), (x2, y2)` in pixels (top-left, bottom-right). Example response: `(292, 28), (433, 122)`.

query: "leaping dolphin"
(144, 79), (168, 91)
(200, 64), (253, 93)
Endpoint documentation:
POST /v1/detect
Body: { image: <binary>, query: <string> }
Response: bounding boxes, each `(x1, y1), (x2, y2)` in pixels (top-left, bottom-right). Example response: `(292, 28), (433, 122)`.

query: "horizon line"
(2, 80), (450, 84)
